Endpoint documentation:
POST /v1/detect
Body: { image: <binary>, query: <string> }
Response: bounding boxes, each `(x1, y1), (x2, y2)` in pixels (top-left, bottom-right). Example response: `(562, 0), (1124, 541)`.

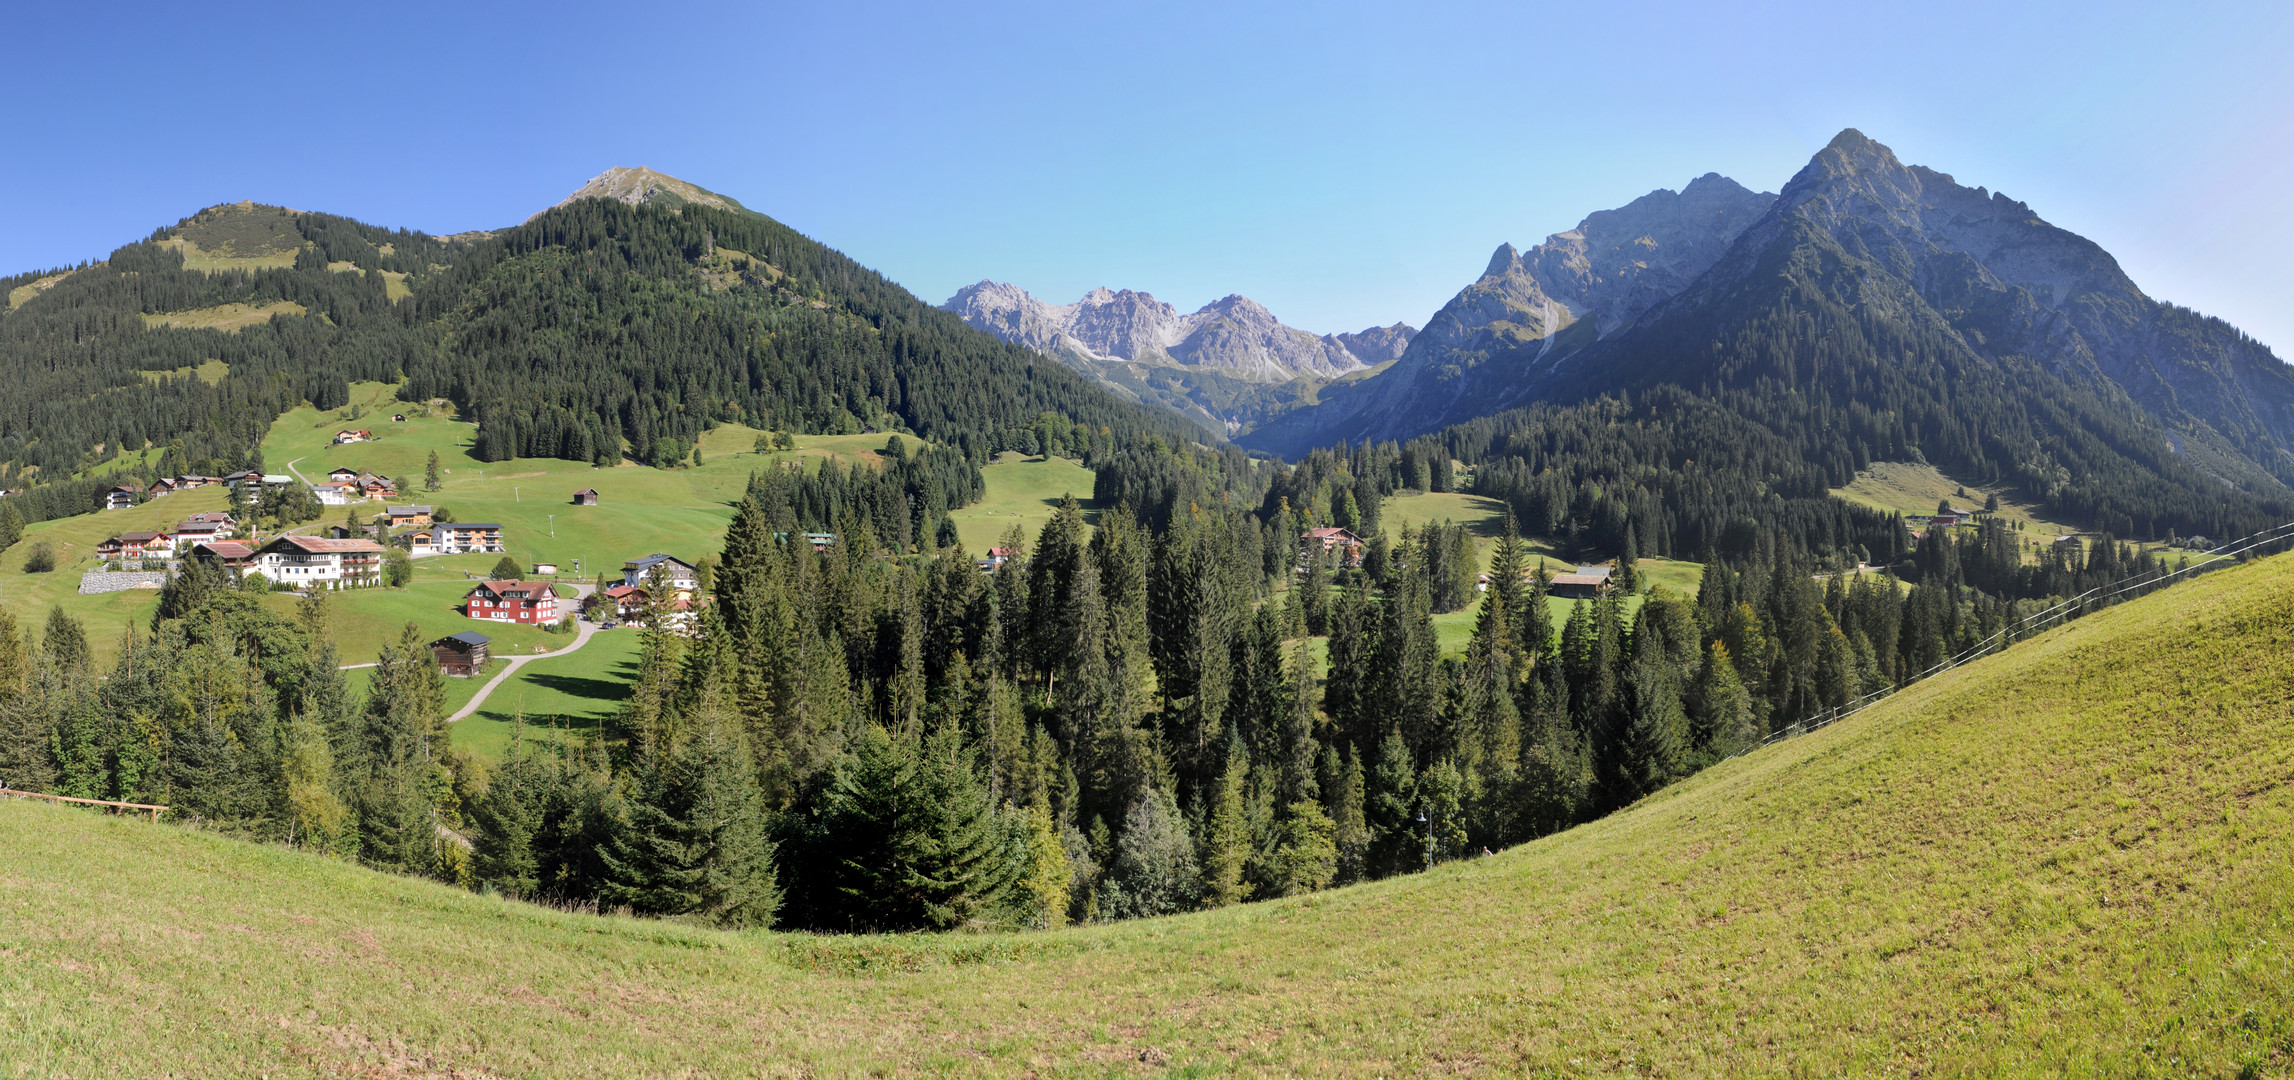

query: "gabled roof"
(196, 541), (255, 559)
(573, 488), (598, 496)
(386, 505), (433, 516)
(438, 630), (492, 648)
(625, 553), (695, 574)
(469, 580), (556, 601)
(117, 531), (165, 543)
(439, 522), (502, 530)
(260, 535), (385, 555)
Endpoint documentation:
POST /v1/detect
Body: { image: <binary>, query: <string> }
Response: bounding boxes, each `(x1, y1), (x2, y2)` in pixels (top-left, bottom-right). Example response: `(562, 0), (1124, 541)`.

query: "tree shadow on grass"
(523, 672), (632, 704)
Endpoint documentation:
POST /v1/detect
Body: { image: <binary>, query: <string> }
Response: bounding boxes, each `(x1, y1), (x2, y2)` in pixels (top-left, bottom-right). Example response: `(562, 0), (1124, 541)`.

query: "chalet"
(463, 580), (561, 625)
(385, 505), (434, 528)
(102, 485), (139, 511)
(979, 545), (1019, 572)
(572, 488), (599, 506)
(246, 535), (386, 589)
(100, 530), (173, 558)
(601, 583), (704, 631)
(533, 561), (559, 575)
(433, 631), (490, 677)
(146, 477), (178, 496)
(173, 522), (227, 547)
(332, 430), (372, 445)
(191, 541), (256, 574)
(1299, 527), (1365, 566)
(181, 511), (237, 530)
(433, 522), (505, 554)
(623, 553), (698, 593)
(174, 475), (222, 489)
(312, 482), (359, 506)
(327, 467), (360, 483)
(394, 529), (438, 556)
(601, 583), (647, 619)
(358, 475), (396, 500)
(1548, 565), (1614, 600)
(221, 470), (251, 485)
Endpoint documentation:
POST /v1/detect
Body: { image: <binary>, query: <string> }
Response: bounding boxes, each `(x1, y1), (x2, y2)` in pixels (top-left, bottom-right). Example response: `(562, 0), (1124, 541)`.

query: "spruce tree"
(1364, 728), (1418, 878)
(1617, 658), (1688, 802)
(598, 696), (779, 928)
(1203, 738), (1254, 907)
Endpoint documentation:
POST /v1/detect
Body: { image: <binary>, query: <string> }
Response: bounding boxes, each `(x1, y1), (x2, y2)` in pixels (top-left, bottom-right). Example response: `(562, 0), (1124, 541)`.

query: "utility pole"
(547, 514), (555, 537)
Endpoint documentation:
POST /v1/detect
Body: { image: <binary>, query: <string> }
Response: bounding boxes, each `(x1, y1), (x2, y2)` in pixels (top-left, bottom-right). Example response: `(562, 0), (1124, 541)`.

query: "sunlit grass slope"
(7, 552), (2293, 1075)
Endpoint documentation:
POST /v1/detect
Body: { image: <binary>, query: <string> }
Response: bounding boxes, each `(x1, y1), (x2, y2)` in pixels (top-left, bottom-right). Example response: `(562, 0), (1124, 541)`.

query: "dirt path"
(445, 616), (602, 724)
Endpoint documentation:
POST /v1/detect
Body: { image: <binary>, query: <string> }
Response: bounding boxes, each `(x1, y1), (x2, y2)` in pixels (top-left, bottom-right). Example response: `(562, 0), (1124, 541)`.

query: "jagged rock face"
(1241, 174), (1775, 452)
(1243, 129), (2294, 486)
(1729, 129), (2294, 484)
(539, 167), (749, 220)
(943, 283), (1411, 382)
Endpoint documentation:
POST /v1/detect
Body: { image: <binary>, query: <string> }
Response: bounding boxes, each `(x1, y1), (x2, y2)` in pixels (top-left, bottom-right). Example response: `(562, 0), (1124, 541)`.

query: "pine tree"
(1102, 786), (1198, 919)
(1016, 801), (1072, 929)
(1689, 639), (1757, 758)
(1330, 744), (1369, 885)
(1203, 740), (1254, 907)
(1617, 658), (1688, 801)
(1364, 728), (1418, 878)
(1266, 799), (1338, 897)
(598, 691), (779, 928)
(813, 723), (1019, 931)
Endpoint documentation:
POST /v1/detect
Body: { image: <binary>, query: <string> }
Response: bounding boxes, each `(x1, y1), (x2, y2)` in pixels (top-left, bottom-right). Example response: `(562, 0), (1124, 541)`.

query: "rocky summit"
(535, 166), (750, 220)
(944, 282), (1410, 383)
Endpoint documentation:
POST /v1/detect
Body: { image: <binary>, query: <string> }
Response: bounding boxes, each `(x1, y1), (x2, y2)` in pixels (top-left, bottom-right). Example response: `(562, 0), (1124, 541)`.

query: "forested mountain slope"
(0, 172), (1192, 525)
(6, 546), (2288, 1076)
(1248, 131), (2294, 542)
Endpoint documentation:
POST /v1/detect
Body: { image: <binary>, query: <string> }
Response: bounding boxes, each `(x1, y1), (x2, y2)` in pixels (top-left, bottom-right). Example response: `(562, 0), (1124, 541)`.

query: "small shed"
(572, 488), (599, 506)
(534, 561), (559, 575)
(433, 631), (491, 676)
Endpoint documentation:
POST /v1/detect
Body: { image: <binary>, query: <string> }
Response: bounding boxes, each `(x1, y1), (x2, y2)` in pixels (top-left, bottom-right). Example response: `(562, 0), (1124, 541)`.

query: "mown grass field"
(10, 529), (2287, 1076)
(1833, 459), (2080, 539)
(0, 485), (237, 663)
(944, 452), (1099, 554)
(450, 629), (644, 760)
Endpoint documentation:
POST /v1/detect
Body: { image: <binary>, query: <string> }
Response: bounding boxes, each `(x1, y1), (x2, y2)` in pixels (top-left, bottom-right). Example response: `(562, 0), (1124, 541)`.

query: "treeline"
(0, 439), (2207, 933)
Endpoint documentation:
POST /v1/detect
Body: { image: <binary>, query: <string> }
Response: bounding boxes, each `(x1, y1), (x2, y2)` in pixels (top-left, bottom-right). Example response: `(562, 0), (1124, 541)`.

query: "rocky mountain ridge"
(944, 281), (1411, 383)
(535, 167), (750, 220)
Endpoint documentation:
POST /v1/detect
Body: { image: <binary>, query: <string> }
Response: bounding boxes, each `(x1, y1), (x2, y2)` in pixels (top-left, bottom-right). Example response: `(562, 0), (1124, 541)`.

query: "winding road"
(446, 615), (603, 724)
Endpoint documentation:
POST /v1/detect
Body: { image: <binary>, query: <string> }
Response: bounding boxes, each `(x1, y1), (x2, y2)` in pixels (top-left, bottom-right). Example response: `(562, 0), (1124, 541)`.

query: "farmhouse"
(312, 482), (359, 506)
(103, 485), (138, 510)
(622, 553), (698, 593)
(246, 535), (386, 589)
(332, 430), (372, 445)
(393, 529), (438, 556)
(432, 631), (490, 677)
(1548, 565), (1615, 600)
(146, 477), (178, 496)
(433, 523), (505, 554)
(385, 505), (433, 528)
(1299, 527), (1364, 566)
(326, 467), (359, 484)
(357, 474), (396, 500)
(463, 580), (561, 625)
(190, 541), (256, 574)
(601, 583), (704, 631)
(572, 488), (599, 506)
(174, 474), (222, 488)
(102, 530), (174, 559)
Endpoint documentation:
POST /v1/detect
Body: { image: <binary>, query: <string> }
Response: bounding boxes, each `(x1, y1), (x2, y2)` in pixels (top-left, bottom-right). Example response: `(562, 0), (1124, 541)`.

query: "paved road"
(445, 616), (602, 724)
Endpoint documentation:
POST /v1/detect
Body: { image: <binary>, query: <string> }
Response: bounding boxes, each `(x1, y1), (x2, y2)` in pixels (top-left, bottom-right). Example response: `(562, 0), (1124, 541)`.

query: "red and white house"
(463, 580), (561, 624)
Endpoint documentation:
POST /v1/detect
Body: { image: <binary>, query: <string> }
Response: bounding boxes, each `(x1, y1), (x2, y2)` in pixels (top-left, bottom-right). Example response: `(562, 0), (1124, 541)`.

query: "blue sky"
(7, 1), (2292, 349)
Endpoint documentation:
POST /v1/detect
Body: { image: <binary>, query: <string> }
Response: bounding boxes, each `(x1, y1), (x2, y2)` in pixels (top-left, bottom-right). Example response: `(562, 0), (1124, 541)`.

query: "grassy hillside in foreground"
(7, 555), (2293, 1075)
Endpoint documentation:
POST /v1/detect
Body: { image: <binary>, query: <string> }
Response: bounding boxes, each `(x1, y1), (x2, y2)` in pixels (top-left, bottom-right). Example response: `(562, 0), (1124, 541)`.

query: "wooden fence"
(0, 786), (168, 823)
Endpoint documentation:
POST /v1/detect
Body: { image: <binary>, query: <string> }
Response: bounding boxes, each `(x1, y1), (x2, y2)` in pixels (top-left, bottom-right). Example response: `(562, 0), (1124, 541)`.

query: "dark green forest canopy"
(0, 196), (1194, 524)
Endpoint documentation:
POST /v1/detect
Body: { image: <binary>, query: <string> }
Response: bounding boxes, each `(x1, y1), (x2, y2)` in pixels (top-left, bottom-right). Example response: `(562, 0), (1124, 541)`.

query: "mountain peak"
(538, 167), (749, 221)
(1485, 243), (1522, 278)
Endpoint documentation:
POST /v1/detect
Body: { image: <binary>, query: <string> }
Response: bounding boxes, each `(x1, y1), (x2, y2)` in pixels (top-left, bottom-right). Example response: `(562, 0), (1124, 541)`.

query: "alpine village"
(1, 18), (2290, 1072)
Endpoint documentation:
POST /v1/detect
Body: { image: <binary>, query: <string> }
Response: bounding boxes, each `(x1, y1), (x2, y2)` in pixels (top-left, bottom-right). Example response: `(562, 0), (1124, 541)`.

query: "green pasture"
(7, 548), (2290, 1075)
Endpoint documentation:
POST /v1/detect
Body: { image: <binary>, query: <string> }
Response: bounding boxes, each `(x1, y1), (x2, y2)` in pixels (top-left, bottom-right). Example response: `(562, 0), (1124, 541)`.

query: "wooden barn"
(432, 631), (491, 677)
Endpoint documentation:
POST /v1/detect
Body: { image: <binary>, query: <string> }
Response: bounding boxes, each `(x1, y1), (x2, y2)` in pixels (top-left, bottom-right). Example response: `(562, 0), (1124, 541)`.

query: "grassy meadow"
(450, 629), (645, 760)
(5, 547), (2290, 1076)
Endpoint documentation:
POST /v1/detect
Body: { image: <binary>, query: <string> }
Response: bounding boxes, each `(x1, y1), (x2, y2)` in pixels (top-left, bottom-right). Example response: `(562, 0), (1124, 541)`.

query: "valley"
(5, 545), (2288, 1075)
